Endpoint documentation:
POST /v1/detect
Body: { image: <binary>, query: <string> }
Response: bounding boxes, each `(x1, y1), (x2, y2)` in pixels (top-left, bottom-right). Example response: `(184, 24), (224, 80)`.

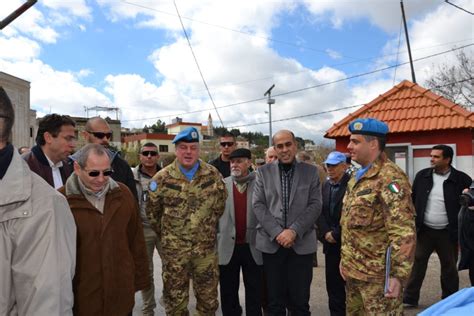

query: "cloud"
(42, 0), (92, 19)
(0, 36), (40, 61)
(0, 58), (110, 116)
(325, 48), (342, 60)
(0, 1), (59, 43)
(2, 0), (471, 143)
(302, 0), (447, 32)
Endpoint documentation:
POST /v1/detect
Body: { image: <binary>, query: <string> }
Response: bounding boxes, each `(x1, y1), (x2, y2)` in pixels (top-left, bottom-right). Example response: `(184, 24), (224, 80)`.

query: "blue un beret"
(348, 118), (389, 137)
(172, 127), (200, 144)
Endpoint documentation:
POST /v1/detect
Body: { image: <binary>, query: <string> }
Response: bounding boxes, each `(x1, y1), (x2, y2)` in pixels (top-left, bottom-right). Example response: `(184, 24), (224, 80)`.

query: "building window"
(30, 127), (33, 138)
(159, 145), (168, 152)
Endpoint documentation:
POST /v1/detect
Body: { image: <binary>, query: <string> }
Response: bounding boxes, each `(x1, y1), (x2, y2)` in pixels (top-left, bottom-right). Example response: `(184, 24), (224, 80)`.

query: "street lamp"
(264, 84), (275, 148)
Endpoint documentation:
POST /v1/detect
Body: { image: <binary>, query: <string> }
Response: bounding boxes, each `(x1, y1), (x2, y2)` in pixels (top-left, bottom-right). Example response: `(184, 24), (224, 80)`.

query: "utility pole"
(0, 0), (37, 30)
(264, 84), (275, 148)
(400, 0), (416, 83)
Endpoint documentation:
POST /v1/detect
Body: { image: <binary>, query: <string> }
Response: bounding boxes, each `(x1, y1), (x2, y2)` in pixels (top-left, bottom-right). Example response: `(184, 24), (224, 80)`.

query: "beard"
(231, 169), (242, 177)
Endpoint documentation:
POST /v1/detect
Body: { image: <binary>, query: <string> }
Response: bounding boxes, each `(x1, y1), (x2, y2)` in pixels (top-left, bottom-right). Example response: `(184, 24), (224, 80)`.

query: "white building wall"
(413, 155), (473, 179)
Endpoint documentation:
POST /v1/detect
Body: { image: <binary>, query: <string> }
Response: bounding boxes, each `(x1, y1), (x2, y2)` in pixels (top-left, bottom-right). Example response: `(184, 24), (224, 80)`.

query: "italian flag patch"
(388, 182), (401, 193)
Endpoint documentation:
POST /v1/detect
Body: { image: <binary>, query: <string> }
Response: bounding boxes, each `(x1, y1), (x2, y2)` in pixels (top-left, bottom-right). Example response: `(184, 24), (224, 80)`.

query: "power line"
(122, 0), (358, 60)
(122, 44), (473, 123)
(120, 0), (474, 102)
(433, 77), (474, 88)
(173, 0), (224, 127)
(272, 43), (473, 98)
(226, 77), (474, 129)
(393, 16), (403, 85)
(445, 0), (474, 15)
(226, 104), (363, 129)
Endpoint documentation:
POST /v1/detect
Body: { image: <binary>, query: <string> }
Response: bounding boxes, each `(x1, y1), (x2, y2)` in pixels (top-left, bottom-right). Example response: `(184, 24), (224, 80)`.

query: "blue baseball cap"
(324, 151), (347, 165)
(348, 118), (389, 137)
(172, 127), (200, 144)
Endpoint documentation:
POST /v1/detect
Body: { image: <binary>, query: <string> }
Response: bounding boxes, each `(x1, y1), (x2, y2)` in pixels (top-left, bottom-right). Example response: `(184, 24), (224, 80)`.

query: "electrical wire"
(121, 43), (473, 123)
(445, 0), (474, 15)
(393, 16), (403, 85)
(173, 0), (224, 127)
(225, 104), (363, 129)
(122, 0), (357, 59)
(225, 77), (474, 129)
(120, 0), (472, 101)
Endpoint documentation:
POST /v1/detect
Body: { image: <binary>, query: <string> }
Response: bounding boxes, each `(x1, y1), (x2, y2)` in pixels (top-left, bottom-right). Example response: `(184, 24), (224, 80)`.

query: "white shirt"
(424, 171), (450, 229)
(45, 155), (64, 189)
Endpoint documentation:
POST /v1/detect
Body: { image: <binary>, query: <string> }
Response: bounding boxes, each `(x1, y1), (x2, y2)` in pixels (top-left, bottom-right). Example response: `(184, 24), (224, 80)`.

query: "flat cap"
(172, 127), (200, 144)
(348, 118), (389, 137)
(324, 151), (347, 165)
(229, 148), (251, 160)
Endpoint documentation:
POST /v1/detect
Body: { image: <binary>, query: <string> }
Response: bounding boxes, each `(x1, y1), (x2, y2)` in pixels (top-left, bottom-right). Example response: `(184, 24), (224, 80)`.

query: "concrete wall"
(0, 72), (36, 148)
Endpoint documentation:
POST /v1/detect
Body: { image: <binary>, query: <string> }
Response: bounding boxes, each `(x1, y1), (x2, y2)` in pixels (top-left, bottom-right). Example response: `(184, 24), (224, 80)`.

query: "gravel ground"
(133, 244), (471, 315)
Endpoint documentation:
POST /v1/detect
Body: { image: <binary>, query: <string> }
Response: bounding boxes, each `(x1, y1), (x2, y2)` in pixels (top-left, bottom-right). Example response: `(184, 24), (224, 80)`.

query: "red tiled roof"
(325, 80), (474, 138)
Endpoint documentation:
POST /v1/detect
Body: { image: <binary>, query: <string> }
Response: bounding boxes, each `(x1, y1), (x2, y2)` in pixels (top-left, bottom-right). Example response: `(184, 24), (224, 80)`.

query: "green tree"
(230, 128), (241, 137)
(295, 136), (305, 149)
(144, 119), (167, 133)
(213, 126), (229, 137)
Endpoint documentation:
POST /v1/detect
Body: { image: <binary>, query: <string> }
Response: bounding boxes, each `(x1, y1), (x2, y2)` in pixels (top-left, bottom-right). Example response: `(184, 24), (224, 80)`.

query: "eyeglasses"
(141, 151), (158, 157)
(84, 169), (114, 177)
(220, 142), (235, 147)
(87, 131), (112, 139)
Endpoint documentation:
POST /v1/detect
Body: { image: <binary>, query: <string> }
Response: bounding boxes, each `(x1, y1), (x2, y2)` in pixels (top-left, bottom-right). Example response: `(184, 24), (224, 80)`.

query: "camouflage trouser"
(346, 278), (403, 316)
(162, 251), (219, 316)
(141, 227), (161, 316)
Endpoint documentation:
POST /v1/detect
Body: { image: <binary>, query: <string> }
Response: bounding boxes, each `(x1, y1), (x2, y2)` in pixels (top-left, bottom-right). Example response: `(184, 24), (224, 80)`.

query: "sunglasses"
(88, 131), (112, 139)
(220, 142), (235, 147)
(85, 169), (114, 177)
(141, 151), (158, 157)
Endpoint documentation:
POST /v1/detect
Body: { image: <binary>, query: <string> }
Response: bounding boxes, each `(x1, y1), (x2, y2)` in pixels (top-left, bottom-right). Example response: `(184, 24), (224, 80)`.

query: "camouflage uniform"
(340, 153), (416, 315)
(146, 159), (227, 315)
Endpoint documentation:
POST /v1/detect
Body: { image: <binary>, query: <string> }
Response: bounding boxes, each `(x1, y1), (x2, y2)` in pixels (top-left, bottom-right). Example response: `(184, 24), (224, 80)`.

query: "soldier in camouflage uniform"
(146, 127), (227, 315)
(340, 118), (416, 315)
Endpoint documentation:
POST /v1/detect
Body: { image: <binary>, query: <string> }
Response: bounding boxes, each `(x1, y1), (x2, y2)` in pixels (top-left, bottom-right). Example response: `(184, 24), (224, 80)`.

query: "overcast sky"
(1, 0), (472, 141)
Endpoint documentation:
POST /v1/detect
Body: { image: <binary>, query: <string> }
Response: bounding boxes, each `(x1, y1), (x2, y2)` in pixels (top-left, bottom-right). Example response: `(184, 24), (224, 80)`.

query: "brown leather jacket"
(59, 175), (149, 316)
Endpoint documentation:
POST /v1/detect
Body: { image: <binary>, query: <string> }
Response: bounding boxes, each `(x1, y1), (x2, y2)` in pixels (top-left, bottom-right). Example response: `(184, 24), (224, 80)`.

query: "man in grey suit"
(218, 148), (263, 315)
(253, 130), (322, 315)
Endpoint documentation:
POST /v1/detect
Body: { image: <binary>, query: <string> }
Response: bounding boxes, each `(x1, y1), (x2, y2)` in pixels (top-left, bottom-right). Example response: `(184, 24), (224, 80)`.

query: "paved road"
(134, 245), (471, 315)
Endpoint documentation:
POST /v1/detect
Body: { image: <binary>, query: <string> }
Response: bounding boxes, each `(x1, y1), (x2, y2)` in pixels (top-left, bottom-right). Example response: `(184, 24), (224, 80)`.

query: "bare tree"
(425, 49), (473, 110)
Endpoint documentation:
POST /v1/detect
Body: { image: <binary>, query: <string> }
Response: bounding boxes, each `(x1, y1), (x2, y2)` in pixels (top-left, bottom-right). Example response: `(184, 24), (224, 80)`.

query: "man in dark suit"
(253, 129), (322, 315)
(317, 151), (350, 316)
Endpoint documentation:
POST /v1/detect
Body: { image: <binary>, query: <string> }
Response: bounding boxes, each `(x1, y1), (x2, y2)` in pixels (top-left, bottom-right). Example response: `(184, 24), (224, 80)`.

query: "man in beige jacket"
(0, 86), (77, 315)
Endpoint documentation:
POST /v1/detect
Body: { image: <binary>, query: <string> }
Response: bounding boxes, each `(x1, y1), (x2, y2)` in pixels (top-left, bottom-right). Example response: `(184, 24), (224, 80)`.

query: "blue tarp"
(418, 287), (474, 316)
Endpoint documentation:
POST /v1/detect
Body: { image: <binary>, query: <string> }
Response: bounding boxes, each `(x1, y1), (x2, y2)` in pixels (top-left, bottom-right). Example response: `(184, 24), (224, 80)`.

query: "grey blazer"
(252, 160), (322, 255)
(217, 174), (263, 265)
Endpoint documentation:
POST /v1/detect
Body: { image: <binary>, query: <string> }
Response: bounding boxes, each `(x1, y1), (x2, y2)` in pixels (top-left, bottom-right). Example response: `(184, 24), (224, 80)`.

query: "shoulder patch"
(149, 180), (158, 192)
(388, 182), (401, 193)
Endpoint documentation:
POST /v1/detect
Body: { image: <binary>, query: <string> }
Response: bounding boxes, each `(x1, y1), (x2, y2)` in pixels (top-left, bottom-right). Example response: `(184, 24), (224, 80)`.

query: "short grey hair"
(75, 144), (109, 168)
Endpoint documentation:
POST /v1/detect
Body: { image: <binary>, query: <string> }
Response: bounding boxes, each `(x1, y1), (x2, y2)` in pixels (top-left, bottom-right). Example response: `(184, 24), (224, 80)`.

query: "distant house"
(325, 80), (474, 180)
(236, 136), (250, 149)
(122, 133), (175, 153)
(122, 116), (212, 154)
(166, 117), (203, 140)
